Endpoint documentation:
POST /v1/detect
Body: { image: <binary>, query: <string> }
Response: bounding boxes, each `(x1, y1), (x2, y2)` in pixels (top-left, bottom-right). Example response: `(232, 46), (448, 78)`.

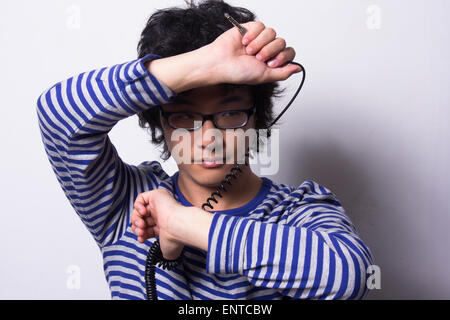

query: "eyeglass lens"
(168, 111), (248, 129)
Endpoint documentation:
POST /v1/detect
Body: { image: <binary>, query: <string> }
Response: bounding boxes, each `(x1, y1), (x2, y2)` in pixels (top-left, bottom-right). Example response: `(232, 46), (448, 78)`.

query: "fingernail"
(246, 46), (253, 54)
(256, 54), (263, 61)
(242, 37), (249, 45)
(268, 59), (277, 67)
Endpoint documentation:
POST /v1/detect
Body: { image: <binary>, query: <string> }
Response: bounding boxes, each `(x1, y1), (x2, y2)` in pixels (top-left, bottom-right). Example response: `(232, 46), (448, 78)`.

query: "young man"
(37, 0), (373, 299)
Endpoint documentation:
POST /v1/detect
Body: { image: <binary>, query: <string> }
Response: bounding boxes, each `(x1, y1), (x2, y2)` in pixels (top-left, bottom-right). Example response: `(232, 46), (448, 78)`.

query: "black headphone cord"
(267, 62), (305, 129)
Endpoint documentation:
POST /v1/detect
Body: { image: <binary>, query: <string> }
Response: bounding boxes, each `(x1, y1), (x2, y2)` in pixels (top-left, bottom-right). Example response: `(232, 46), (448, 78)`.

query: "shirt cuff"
(206, 214), (253, 275)
(115, 53), (176, 110)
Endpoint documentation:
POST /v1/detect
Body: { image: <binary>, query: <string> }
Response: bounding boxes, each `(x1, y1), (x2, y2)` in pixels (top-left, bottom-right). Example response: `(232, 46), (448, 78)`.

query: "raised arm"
(36, 53), (182, 247)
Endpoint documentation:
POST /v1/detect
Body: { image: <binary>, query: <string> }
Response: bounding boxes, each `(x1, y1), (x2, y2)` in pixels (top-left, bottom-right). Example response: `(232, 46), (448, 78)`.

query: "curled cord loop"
(201, 153), (249, 211)
(145, 238), (183, 300)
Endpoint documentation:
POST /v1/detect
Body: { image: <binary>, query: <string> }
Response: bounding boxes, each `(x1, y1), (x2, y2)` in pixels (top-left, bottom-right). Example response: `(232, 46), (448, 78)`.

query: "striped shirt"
(36, 53), (374, 300)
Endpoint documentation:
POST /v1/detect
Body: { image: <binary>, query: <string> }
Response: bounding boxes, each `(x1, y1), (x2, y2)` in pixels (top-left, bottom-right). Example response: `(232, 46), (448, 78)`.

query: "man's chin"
(192, 163), (233, 185)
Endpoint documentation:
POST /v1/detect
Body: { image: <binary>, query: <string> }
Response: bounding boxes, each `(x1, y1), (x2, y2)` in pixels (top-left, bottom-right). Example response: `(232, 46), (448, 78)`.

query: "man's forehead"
(175, 84), (252, 104)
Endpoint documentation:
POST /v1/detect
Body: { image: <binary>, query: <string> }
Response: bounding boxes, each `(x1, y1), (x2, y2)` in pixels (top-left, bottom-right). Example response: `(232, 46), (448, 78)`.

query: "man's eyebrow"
(172, 94), (248, 106)
(172, 97), (194, 105)
(218, 95), (247, 104)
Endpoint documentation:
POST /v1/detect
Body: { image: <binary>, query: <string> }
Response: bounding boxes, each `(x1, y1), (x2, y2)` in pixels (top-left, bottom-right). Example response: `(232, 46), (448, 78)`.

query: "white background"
(1, 0), (449, 299)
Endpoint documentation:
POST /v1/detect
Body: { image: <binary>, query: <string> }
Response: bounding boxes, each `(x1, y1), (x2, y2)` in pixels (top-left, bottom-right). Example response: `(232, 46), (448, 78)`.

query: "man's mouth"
(200, 158), (225, 168)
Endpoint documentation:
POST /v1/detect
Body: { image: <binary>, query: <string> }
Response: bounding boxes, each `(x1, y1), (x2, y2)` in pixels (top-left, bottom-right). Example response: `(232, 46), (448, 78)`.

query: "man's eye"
(223, 111), (242, 117)
(175, 113), (194, 119)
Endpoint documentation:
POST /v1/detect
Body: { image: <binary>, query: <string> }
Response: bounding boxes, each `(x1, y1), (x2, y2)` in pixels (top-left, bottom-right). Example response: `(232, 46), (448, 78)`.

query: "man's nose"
(201, 118), (216, 130)
(198, 119), (223, 148)
(201, 119), (216, 143)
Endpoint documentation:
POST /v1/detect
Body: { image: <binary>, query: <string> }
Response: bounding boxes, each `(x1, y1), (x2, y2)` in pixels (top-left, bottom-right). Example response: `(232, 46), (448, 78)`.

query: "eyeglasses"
(159, 106), (256, 130)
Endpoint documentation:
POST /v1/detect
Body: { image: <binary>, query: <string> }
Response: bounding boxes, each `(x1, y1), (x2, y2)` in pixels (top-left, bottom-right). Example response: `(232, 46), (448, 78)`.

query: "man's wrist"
(145, 44), (219, 94)
(169, 206), (213, 252)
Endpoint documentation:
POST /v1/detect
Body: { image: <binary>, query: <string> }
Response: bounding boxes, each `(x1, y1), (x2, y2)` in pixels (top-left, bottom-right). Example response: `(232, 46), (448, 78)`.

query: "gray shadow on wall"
(269, 133), (433, 299)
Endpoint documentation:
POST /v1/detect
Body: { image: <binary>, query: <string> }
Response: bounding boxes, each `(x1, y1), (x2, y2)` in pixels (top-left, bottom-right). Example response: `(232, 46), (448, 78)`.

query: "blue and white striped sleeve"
(36, 54), (176, 248)
(206, 180), (374, 300)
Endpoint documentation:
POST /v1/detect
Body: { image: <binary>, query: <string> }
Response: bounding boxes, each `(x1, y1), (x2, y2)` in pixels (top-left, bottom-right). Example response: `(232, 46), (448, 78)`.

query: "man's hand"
(146, 20), (301, 94)
(131, 188), (214, 257)
(207, 21), (301, 85)
(131, 188), (184, 260)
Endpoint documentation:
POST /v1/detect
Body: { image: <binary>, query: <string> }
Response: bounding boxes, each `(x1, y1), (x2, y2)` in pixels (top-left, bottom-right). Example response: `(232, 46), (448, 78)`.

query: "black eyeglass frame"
(159, 105), (257, 131)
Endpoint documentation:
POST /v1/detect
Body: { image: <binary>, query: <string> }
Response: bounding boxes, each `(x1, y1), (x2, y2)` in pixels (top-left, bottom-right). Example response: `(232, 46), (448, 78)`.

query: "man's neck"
(176, 166), (263, 212)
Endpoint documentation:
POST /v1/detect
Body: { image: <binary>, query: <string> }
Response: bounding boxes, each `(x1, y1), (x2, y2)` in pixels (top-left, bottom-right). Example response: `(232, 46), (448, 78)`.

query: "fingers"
(256, 38), (288, 65)
(245, 27), (277, 55)
(131, 208), (158, 243)
(242, 22), (296, 69)
(241, 21), (266, 46)
(266, 46), (296, 68)
(133, 225), (158, 243)
(265, 62), (303, 82)
(134, 192), (153, 217)
(132, 222), (158, 243)
(131, 189), (178, 243)
(131, 210), (155, 228)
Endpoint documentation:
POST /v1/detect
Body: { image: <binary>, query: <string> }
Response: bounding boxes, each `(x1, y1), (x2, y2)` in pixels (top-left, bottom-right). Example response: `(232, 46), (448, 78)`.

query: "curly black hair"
(137, 0), (283, 160)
